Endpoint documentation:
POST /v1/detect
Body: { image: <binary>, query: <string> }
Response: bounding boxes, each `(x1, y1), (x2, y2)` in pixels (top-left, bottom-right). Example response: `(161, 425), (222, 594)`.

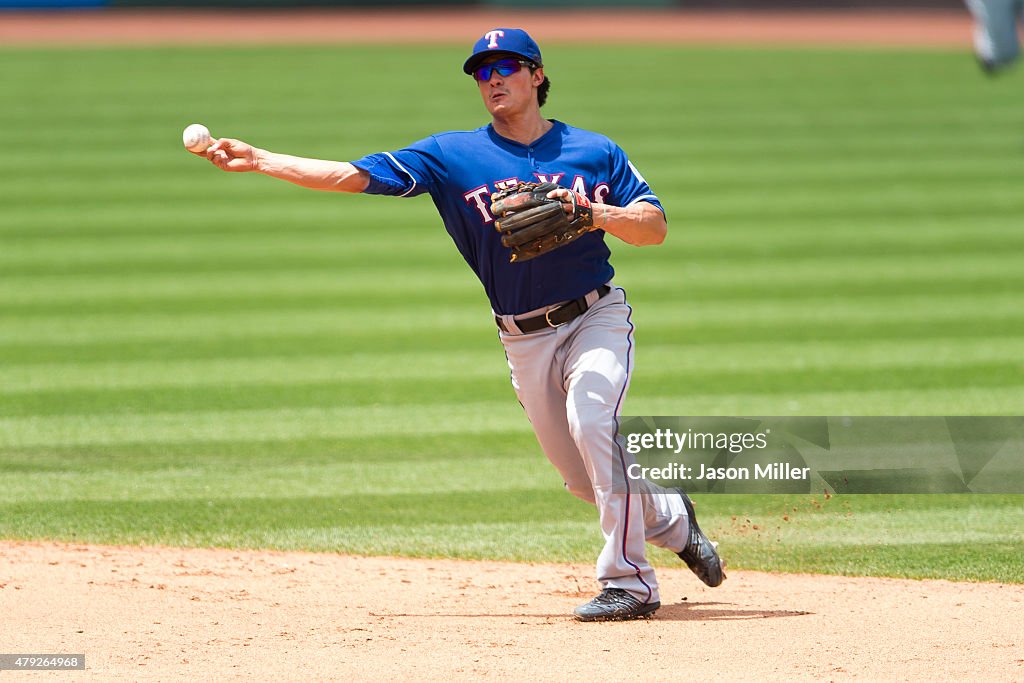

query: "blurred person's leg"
(965, 0), (1022, 71)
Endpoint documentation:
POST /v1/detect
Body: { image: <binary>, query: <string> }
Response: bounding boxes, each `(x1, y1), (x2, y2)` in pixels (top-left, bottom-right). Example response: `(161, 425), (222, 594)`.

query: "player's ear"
(532, 67), (545, 87)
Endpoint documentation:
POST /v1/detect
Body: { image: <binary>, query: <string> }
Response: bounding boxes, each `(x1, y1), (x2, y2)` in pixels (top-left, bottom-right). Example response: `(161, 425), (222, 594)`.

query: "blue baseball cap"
(463, 28), (543, 75)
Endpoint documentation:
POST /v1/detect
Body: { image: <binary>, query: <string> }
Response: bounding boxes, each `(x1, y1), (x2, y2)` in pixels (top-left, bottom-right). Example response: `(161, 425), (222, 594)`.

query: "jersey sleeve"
(350, 135), (447, 198)
(606, 143), (665, 217)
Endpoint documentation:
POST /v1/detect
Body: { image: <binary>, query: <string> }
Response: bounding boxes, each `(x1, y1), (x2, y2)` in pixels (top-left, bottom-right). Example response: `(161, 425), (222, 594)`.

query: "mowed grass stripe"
(0, 268), (473, 302)
(0, 491), (595, 543)
(4, 194), (1020, 226)
(0, 454), (561, 502)
(4, 133), (1018, 182)
(730, 508), (1024, 546)
(623, 255), (1024, 293)
(0, 232), (453, 267)
(0, 251), (458, 278)
(4, 222), (1024, 270)
(0, 376), (512, 417)
(7, 93), (1015, 133)
(0, 329), (502, 364)
(2, 293), (1020, 344)
(3, 116), (1013, 154)
(8, 202), (1019, 255)
(5, 166), (1022, 211)
(5, 247), (1024, 297)
(0, 351), (511, 392)
(4, 321), (1024, 366)
(3, 272), (1022, 316)
(0, 433), (541, 471)
(720, 541), (1024, 583)
(639, 133), (1024, 158)
(0, 506), (603, 562)
(0, 402), (529, 448)
(22, 388), (1023, 448)
(4, 210), (1023, 265)
(3, 246), (1022, 305)
(4, 154), (1022, 194)
(625, 386), (1024, 416)
(1, 204), (1020, 240)
(2, 361), (1022, 418)
(4, 337), (1023, 393)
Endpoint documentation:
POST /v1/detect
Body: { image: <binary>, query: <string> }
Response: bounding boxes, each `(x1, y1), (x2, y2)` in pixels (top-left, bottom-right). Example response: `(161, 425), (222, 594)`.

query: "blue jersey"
(352, 119), (664, 316)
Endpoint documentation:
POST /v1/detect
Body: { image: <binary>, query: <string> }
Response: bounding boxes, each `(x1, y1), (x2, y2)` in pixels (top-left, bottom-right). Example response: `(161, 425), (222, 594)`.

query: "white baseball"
(182, 123), (212, 153)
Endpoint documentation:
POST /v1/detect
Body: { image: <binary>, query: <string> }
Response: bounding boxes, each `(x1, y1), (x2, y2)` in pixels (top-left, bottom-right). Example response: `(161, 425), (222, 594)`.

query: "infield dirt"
(4, 541), (1023, 681)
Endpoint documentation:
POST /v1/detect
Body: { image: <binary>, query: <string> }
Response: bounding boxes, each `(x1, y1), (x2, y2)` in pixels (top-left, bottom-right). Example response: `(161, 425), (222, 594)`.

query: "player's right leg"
(500, 322), (660, 619)
(559, 289), (661, 612)
(498, 328), (596, 504)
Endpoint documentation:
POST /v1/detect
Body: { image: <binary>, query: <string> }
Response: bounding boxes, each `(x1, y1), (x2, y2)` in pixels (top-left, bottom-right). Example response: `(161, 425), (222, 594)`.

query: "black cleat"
(573, 588), (660, 622)
(676, 489), (725, 587)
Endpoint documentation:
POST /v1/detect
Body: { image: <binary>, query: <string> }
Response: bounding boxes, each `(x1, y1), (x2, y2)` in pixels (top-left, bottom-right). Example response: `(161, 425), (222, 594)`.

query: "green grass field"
(1, 44), (1023, 582)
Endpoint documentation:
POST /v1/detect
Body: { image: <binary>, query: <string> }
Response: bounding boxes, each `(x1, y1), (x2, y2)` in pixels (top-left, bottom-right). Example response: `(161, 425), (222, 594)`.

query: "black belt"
(496, 285), (611, 334)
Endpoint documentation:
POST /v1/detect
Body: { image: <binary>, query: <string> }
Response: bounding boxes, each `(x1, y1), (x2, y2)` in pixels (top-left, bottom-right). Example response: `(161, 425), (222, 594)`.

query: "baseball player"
(965, 0), (1023, 72)
(195, 28), (724, 621)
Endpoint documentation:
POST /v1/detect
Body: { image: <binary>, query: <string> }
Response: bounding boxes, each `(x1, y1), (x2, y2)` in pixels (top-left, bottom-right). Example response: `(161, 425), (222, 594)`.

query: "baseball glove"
(490, 182), (594, 262)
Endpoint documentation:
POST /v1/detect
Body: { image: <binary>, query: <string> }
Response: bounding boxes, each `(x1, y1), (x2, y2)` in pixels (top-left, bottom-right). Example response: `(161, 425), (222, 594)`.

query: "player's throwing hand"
(206, 138), (259, 173)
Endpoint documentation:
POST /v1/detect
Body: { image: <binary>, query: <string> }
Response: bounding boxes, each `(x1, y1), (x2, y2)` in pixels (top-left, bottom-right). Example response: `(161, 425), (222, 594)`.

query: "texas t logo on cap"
(485, 30), (504, 48)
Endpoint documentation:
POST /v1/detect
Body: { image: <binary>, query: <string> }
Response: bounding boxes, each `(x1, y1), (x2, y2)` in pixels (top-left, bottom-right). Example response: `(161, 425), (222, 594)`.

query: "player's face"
(475, 55), (543, 118)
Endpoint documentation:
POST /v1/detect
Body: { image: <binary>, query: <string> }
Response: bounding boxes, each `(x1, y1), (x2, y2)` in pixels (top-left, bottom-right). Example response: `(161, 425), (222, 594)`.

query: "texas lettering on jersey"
(463, 174), (612, 224)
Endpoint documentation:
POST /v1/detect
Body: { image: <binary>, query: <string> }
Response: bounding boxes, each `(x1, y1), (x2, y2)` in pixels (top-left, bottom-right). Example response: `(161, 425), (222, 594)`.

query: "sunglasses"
(472, 58), (534, 82)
